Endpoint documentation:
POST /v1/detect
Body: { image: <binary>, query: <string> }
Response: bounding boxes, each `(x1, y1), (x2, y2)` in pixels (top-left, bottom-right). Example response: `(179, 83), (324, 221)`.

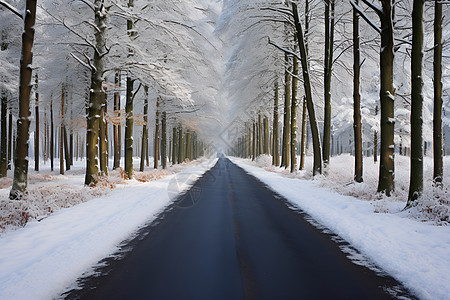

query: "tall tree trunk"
(407, 0), (424, 205)
(292, 3), (322, 175)
(177, 125), (183, 163)
(272, 81), (279, 165)
(258, 114), (263, 156)
(281, 53), (291, 168)
(50, 100), (54, 171)
(264, 116), (269, 155)
(353, 0), (363, 182)
(299, 97), (308, 170)
(9, 0), (37, 199)
(154, 98), (160, 168)
(64, 127), (70, 171)
(7, 110), (12, 170)
(140, 86), (149, 172)
(433, 0), (443, 186)
(0, 93), (7, 177)
(84, 0), (107, 186)
(60, 89), (65, 175)
(113, 72), (120, 170)
(376, 0), (395, 196)
(186, 130), (191, 161)
(34, 74), (39, 171)
(124, 77), (134, 178)
(161, 111), (167, 169)
(323, 0), (335, 167)
(99, 94), (107, 175)
(291, 54), (298, 173)
(172, 127), (177, 165)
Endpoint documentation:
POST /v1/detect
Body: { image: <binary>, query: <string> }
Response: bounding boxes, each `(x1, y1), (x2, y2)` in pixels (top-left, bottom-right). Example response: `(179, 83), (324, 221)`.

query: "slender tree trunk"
(258, 114), (263, 156)
(433, 0), (443, 186)
(178, 125), (183, 163)
(9, 0), (37, 199)
(377, 0), (395, 196)
(299, 97), (308, 170)
(264, 116), (269, 155)
(99, 94), (107, 175)
(43, 111), (47, 163)
(7, 111), (12, 170)
(50, 101), (54, 171)
(34, 75), (39, 171)
(172, 127), (177, 165)
(113, 72), (120, 170)
(64, 127), (70, 171)
(281, 53), (291, 168)
(124, 77), (134, 178)
(323, 0), (335, 168)
(161, 111), (167, 169)
(84, 0), (107, 186)
(60, 89), (65, 175)
(292, 3), (322, 175)
(291, 54), (298, 173)
(272, 81), (279, 165)
(0, 93), (7, 177)
(154, 98), (160, 168)
(186, 130), (191, 161)
(353, 0), (363, 182)
(140, 86), (148, 172)
(407, 0), (424, 205)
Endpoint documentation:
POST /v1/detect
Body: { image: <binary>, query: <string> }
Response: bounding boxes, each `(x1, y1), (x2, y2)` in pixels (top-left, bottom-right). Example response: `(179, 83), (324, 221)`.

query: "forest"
(0, 0), (449, 230)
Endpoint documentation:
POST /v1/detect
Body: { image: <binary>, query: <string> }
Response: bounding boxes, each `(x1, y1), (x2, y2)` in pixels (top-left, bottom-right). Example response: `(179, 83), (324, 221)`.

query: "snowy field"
(0, 157), (217, 299)
(230, 155), (450, 300)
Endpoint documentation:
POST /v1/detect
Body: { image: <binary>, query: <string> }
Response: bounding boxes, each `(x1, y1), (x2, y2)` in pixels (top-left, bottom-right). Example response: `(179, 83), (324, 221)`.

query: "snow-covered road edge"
(230, 157), (450, 300)
(0, 157), (218, 300)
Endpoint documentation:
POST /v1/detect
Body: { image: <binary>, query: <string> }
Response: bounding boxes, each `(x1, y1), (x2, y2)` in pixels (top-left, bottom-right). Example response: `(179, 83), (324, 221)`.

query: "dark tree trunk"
(113, 72), (120, 170)
(323, 0), (335, 167)
(0, 94), (7, 177)
(291, 54), (298, 173)
(299, 97), (308, 170)
(9, 0), (37, 199)
(172, 127), (177, 165)
(7, 111), (12, 170)
(99, 95), (107, 175)
(34, 74), (39, 171)
(154, 98), (160, 168)
(272, 80), (280, 166)
(177, 125), (183, 164)
(407, 0), (424, 206)
(376, 0), (395, 196)
(84, 0), (107, 185)
(433, 0), (443, 186)
(124, 77), (134, 178)
(140, 87), (149, 172)
(60, 89), (65, 175)
(292, 3), (322, 175)
(281, 53), (291, 168)
(50, 101), (54, 171)
(64, 127), (70, 171)
(161, 111), (167, 169)
(353, 0), (363, 183)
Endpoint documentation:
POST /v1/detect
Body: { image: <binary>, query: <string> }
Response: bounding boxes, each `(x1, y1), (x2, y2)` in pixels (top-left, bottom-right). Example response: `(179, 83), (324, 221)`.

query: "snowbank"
(0, 157), (217, 300)
(231, 157), (450, 300)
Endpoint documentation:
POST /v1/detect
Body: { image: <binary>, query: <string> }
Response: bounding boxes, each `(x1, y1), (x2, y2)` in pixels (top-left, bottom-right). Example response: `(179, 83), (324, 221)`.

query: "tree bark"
(9, 0), (37, 199)
(99, 93), (108, 175)
(0, 93), (7, 177)
(60, 89), (65, 175)
(172, 127), (177, 164)
(34, 74), (39, 171)
(376, 0), (395, 196)
(177, 125), (183, 163)
(161, 111), (167, 169)
(299, 97), (308, 170)
(353, 0), (363, 183)
(7, 110), (12, 170)
(433, 0), (443, 186)
(272, 80), (279, 166)
(154, 98), (160, 168)
(291, 54), (298, 173)
(264, 116), (269, 155)
(113, 72), (120, 170)
(292, 3), (322, 175)
(281, 53), (291, 168)
(323, 0), (335, 167)
(64, 127), (70, 171)
(50, 100), (54, 171)
(407, 0), (424, 205)
(84, 0), (107, 186)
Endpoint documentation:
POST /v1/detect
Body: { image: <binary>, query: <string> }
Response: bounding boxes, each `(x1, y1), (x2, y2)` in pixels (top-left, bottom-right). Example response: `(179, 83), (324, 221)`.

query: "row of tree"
(225, 0), (447, 205)
(0, 0), (222, 199)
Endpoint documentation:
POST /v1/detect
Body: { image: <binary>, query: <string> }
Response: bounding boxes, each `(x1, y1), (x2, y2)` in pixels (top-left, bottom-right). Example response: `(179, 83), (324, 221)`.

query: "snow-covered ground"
(0, 157), (217, 300)
(230, 156), (450, 300)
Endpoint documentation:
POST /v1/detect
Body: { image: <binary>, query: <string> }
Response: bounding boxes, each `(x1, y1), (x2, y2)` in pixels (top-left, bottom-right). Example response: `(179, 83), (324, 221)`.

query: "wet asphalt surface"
(63, 157), (413, 300)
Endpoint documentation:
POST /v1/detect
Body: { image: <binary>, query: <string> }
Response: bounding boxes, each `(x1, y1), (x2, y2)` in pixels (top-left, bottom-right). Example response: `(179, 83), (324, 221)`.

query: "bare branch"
(70, 52), (94, 71)
(360, 0), (384, 17)
(268, 37), (301, 60)
(0, 0), (22, 19)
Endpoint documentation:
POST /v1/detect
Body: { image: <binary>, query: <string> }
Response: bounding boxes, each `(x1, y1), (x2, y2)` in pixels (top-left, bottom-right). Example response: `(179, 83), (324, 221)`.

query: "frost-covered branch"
(0, 0), (22, 19)
(268, 37), (301, 60)
(360, 0), (384, 17)
(70, 52), (94, 71)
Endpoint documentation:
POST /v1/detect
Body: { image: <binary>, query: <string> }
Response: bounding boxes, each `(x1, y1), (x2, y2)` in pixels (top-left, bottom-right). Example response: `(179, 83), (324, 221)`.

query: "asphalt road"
(64, 157), (412, 300)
